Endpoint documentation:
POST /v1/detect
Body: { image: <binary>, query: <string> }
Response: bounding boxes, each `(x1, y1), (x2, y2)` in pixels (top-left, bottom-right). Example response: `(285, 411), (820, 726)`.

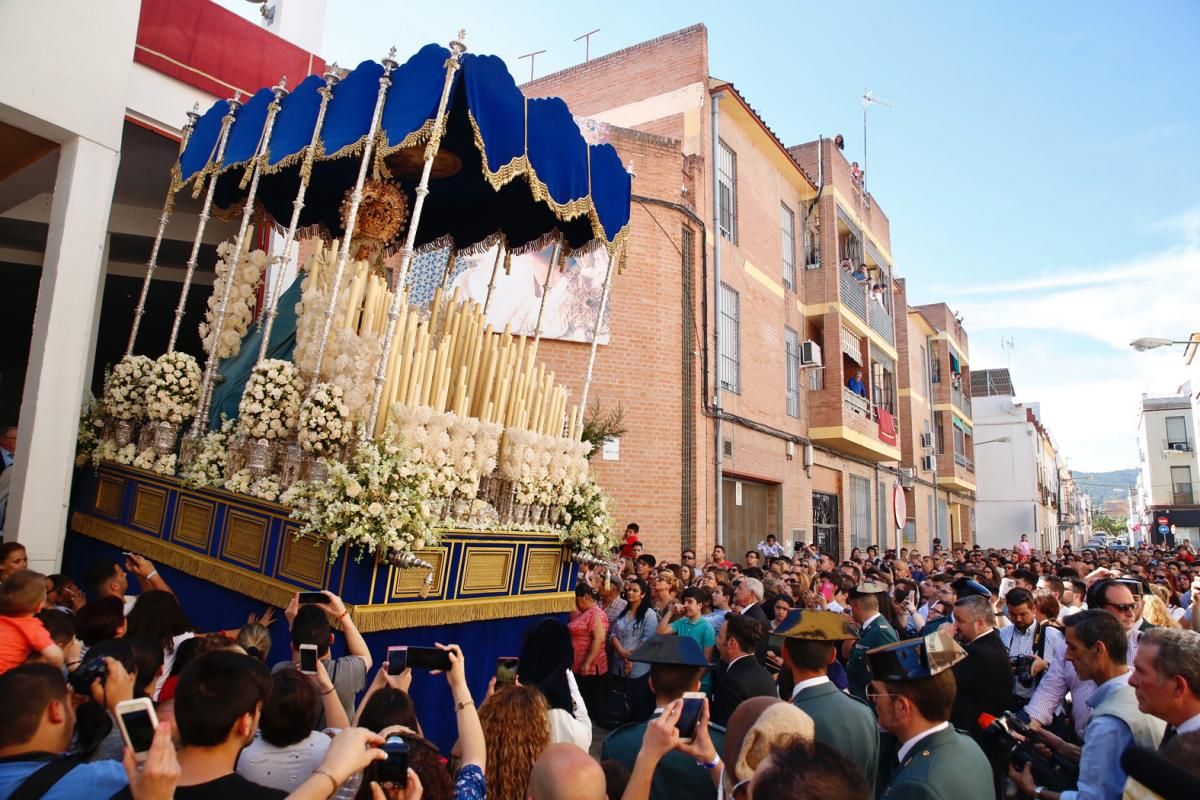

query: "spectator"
(519, 618), (591, 748)
(778, 609), (878, 788)
(633, 556), (655, 582)
(569, 583), (609, 716)
(74, 595), (127, 654)
(0, 542), (27, 583)
(950, 596), (1014, 791)
(999, 587), (1064, 707)
(75, 639), (141, 762)
(1035, 593), (1063, 626)
(768, 597), (792, 633)
(620, 524), (640, 560)
(527, 743), (605, 800)
(282, 592), (371, 727)
(601, 636), (724, 800)
(756, 534), (785, 559)
(870, 283), (886, 305)
(597, 575), (627, 629)
(1129, 627), (1200, 743)
(238, 622), (273, 663)
(0, 662), (129, 798)
(355, 669), (419, 733)
(610, 578), (658, 722)
(127, 636), (165, 700)
(124, 589), (196, 699)
(710, 613), (776, 727)
(845, 580), (899, 700)
(656, 587), (716, 693)
(44, 574), (85, 614)
(718, 697), (815, 797)
(709, 546), (733, 570)
(846, 370), (868, 399)
(870, 630), (994, 798)
(731, 577), (768, 627)
(82, 555), (173, 615)
(0, 570), (64, 672)
(236, 667), (355, 797)
(746, 740), (870, 800)
(479, 684), (550, 800)
(1009, 610), (1166, 800)
(850, 263), (868, 283)
(35, 609), (80, 670)
(650, 572), (681, 618)
(704, 586), (732, 633)
(1015, 534), (1033, 561)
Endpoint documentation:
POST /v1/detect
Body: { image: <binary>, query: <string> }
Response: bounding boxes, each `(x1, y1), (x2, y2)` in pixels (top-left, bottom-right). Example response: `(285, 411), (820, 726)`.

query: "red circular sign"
(893, 483), (907, 530)
(1158, 516), (1169, 525)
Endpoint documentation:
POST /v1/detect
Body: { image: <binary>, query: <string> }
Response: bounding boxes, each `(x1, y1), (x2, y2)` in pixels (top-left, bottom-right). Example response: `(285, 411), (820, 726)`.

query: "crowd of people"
(0, 528), (1198, 800)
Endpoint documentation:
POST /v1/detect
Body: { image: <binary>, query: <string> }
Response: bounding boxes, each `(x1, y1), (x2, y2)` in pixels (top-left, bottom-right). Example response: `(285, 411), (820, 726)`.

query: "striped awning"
(841, 326), (863, 364)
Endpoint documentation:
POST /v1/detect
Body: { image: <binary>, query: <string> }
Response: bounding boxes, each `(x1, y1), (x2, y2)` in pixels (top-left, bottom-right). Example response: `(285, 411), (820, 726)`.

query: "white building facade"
(1135, 393), (1200, 547)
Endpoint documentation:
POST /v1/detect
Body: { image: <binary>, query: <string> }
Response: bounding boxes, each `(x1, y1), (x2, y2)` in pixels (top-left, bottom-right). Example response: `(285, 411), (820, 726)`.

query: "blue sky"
(220, 1), (1200, 470)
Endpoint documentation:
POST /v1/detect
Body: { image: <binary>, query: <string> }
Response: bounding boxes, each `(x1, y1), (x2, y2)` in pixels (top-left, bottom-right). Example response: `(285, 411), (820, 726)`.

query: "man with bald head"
(527, 743), (605, 800)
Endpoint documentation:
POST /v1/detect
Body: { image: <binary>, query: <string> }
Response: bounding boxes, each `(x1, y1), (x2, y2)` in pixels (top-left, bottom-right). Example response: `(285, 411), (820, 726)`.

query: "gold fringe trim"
(350, 592), (573, 632)
(373, 117), (438, 178)
(260, 146), (309, 176)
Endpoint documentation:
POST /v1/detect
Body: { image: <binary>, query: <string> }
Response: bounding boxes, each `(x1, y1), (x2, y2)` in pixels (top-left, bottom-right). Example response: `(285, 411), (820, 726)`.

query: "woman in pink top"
(568, 583), (608, 717)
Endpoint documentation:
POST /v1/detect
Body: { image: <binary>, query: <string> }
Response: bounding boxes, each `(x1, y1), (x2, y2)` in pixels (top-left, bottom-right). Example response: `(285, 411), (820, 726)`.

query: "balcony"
(938, 449), (976, 492)
(808, 385), (901, 463)
(837, 267), (895, 346)
(951, 385), (973, 419)
(1163, 438), (1194, 453)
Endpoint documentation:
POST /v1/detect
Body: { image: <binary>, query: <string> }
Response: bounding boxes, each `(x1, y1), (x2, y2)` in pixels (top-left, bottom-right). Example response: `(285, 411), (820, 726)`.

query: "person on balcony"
(847, 371), (868, 399)
(870, 284), (886, 306)
(850, 264), (868, 284)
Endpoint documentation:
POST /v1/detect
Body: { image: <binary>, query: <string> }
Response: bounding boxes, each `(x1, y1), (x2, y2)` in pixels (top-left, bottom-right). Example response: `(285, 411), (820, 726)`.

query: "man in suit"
(601, 635), (725, 800)
(778, 608), (879, 789)
(846, 580), (899, 700)
(949, 594), (1014, 794)
(731, 577), (768, 626)
(710, 612), (776, 727)
(868, 629), (994, 800)
(1128, 627), (1200, 747)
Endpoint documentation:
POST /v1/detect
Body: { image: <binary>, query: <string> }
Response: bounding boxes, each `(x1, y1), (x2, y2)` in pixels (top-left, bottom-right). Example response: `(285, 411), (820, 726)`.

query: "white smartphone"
(299, 643), (319, 674)
(115, 697), (158, 762)
(998, 577), (1016, 599)
(676, 691), (705, 744)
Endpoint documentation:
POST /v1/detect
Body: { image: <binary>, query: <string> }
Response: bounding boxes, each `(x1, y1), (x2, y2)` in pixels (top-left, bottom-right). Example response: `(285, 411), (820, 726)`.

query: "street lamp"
(1130, 337), (1195, 352)
(975, 436), (1011, 446)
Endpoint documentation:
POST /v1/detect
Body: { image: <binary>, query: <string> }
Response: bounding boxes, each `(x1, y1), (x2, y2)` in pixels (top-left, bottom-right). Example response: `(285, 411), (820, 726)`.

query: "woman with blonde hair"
(650, 572), (681, 618)
(478, 685), (551, 800)
(1144, 586), (1180, 628)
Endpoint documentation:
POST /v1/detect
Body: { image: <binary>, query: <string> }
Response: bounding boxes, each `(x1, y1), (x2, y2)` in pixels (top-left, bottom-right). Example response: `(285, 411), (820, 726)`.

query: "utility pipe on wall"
(711, 91), (725, 547)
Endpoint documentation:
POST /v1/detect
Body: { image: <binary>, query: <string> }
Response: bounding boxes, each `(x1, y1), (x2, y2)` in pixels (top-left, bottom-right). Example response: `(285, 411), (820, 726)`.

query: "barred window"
(785, 327), (801, 417)
(719, 283), (740, 393)
(781, 203), (796, 290)
(850, 475), (872, 551)
(718, 140), (738, 242)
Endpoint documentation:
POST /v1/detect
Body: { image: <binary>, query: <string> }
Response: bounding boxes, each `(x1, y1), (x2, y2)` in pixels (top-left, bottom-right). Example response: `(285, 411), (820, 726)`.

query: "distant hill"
(1072, 469), (1138, 512)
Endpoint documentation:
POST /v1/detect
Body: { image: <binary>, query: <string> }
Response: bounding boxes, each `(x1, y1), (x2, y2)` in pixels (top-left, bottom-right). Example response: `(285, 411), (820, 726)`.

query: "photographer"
(1008, 610), (1165, 800)
(0, 660), (131, 798)
(1000, 588), (1064, 709)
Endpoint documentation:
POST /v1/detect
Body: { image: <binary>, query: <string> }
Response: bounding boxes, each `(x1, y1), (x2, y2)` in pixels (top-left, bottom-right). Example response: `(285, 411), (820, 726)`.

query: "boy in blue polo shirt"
(655, 587), (716, 692)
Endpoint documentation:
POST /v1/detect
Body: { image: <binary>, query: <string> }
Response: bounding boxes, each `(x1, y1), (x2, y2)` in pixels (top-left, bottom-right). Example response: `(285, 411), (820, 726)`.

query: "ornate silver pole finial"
(383, 46), (398, 69)
(324, 62), (341, 85)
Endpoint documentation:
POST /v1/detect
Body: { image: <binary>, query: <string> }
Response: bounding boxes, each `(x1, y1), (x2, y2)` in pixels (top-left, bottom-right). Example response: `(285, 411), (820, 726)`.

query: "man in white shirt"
(999, 587), (1065, 706)
(1129, 627), (1200, 746)
(756, 534), (785, 559)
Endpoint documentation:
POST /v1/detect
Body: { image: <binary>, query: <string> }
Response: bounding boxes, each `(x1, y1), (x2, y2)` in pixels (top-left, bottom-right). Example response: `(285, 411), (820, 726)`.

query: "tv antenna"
(575, 29), (600, 61)
(519, 49), (546, 82)
(860, 90), (893, 192)
(1001, 336), (1015, 368)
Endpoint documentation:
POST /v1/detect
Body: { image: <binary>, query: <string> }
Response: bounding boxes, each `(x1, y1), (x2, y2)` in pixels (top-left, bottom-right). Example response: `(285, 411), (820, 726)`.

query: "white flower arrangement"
(498, 428), (590, 512)
(388, 406), (503, 520)
(298, 382), (351, 455)
(145, 352), (202, 424)
(283, 434), (437, 563)
(237, 359), (304, 440)
(93, 441), (138, 466)
(178, 417), (234, 489)
(199, 240), (268, 359)
(131, 447), (177, 476)
(226, 468), (283, 502)
(102, 355), (153, 421)
(76, 393), (104, 467)
(559, 476), (618, 558)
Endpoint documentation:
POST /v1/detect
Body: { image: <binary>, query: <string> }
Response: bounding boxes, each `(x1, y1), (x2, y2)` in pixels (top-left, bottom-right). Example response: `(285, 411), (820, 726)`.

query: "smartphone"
(299, 643), (319, 674)
(377, 735), (410, 786)
(298, 591), (327, 605)
(495, 657), (519, 688)
(676, 692), (705, 743)
(998, 577), (1016, 599)
(386, 646), (408, 675)
(794, 541), (804, 552)
(405, 646), (452, 671)
(115, 697), (158, 762)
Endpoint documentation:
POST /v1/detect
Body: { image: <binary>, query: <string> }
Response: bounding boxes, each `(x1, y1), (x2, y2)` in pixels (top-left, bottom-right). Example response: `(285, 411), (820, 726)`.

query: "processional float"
(72, 33), (631, 632)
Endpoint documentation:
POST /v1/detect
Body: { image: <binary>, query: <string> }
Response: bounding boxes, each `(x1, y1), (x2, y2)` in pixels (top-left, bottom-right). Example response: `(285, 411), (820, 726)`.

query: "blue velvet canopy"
(177, 43), (631, 259)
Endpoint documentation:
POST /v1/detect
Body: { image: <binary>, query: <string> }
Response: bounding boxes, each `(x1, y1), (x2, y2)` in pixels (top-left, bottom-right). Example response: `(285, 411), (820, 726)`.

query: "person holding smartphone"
(280, 591), (371, 728)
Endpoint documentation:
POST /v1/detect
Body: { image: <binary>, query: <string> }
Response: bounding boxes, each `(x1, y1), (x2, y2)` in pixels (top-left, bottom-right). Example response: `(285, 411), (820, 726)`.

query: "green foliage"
(581, 401), (626, 459)
(1090, 513), (1128, 536)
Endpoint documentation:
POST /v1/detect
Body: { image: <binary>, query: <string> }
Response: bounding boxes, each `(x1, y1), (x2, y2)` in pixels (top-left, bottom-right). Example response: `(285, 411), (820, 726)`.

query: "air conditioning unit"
(1170, 442), (1192, 452)
(800, 340), (822, 367)
(920, 432), (934, 450)
(921, 455), (935, 471)
(899, 467), (915, 488)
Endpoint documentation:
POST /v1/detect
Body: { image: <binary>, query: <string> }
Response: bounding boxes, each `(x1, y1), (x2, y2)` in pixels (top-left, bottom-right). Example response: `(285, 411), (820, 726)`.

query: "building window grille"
(718, 139), (738, 242)
(781, 203), (796, 290)
(719, 282), (740, 393)
(785, 327), (801, 417)
(850, 475), (872, 551)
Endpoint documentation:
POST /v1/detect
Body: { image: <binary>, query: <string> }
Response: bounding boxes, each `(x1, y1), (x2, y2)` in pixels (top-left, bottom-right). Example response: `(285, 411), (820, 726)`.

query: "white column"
(6, 135), (120, 572)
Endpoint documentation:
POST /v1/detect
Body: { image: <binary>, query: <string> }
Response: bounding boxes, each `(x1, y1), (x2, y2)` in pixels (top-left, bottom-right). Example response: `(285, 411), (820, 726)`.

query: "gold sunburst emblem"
(341, 179), (410, 266)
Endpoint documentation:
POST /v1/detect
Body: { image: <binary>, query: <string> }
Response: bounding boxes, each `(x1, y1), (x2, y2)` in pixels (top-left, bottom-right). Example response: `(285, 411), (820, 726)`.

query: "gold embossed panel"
(94, 476), (125, 518)
(460, 548), (514, 594)
(391, 549), (448, 599)
(131, 486), (166, 534)
(277, 527), (329, 587)
(521, 548), (564, 592)
(221, 511), (268, 569)
(172, 498), (214, 550)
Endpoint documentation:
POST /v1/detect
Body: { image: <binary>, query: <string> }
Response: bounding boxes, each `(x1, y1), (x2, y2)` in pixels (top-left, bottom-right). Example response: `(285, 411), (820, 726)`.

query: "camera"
(67, 658), (108, 695)
(1011, 655), (1035, 689)
(978, 710), (1077, 791)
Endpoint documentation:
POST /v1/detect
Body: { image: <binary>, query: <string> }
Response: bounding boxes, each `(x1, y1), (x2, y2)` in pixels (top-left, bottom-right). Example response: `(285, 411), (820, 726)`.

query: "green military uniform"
(867, 628), (994, 800)
(602, 720), (726, 800)
(775, 608), (881, 789)
(601, 634), (725, 800)
(846, 581), (900, 701)
(882, 725), (993, 800)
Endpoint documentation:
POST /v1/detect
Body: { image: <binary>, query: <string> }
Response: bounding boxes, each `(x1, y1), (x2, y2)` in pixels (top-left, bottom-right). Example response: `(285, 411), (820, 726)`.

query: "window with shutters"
(719, 283), (740, 393)
(785, 327), (800, 417)
(718, 140), (738, 242)
(850, 475), (872, 551)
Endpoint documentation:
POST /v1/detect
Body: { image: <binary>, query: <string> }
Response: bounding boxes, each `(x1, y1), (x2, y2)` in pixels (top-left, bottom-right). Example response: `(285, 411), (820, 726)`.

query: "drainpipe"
(927, 334), (940, 547)
(712, 91), (725, 547)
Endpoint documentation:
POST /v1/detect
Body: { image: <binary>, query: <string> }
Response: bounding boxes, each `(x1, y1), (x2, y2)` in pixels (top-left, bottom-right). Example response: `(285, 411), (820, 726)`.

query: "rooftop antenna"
(1001, 336), (1015, 369)
(860, 89), (893, 192)
(519, 49), (546, 82)
(575, 29), (600, 61)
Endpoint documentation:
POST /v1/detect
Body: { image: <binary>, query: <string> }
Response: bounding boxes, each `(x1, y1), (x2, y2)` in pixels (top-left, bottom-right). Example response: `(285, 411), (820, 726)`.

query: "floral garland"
(199, 240), (268, 359)
(145, 352), (202, 424)
(559, 477), (618, 558)
(282, 435), (436, 563)
(178, 417), (234, 489)
(237, 359), (304, 440)
(498, 429), (590, 510)
(298, 383), (351, 455)
(76, 394), (104, 468)
(132, 448), (177, 477)
(225, 469), (283, 502)
(102, 355), (153, 421)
